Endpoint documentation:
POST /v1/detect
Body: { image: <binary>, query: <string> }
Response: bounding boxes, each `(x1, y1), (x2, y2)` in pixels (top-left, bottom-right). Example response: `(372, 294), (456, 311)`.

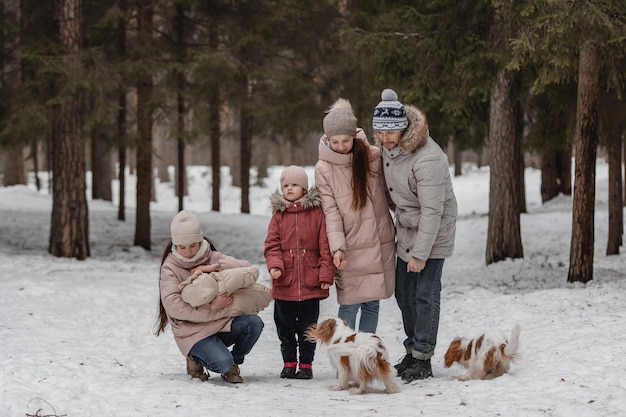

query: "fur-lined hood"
(375, 105), (429, 154)
(268, 186), (322, 213)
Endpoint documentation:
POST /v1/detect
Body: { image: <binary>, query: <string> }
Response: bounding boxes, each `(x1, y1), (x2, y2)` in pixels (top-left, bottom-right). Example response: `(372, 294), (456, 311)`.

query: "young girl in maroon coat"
(264, 165), (335, 380)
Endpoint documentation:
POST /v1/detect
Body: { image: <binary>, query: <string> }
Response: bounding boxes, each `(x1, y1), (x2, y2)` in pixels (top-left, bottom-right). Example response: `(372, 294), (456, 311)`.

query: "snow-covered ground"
(1, 160), (625, 417)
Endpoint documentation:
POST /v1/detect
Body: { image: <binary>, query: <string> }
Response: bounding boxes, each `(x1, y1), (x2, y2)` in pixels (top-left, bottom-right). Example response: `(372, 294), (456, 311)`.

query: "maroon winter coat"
(264, 187), (335, 301)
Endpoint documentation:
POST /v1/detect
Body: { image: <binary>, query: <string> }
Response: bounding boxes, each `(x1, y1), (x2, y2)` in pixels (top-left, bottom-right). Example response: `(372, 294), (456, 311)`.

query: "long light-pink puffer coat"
(315, 130), (396, 305)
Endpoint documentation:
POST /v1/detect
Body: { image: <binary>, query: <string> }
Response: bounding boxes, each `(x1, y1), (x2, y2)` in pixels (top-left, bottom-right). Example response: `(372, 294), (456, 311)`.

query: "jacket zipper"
(294, 205), (301, 300)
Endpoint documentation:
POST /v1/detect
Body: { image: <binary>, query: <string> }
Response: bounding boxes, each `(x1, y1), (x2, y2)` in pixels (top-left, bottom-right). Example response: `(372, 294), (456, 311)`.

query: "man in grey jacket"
(373, 89), (458, 381)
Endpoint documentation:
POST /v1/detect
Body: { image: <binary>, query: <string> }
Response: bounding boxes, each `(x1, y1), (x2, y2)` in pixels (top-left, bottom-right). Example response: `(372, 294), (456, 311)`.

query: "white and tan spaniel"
(444, 324), (521, 381)
(306, 318), (400, 395)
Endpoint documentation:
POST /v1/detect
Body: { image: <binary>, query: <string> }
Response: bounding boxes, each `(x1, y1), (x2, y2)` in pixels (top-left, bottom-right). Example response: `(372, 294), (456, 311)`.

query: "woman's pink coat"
(315, 130), (396, 305)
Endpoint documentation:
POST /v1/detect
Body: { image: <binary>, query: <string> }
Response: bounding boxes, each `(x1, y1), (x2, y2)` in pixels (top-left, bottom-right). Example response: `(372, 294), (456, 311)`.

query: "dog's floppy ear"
(444, 339), (463, 368)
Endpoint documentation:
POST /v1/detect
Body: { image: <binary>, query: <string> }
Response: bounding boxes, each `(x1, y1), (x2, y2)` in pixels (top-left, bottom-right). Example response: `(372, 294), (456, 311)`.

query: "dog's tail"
(503, 323), (521, 360)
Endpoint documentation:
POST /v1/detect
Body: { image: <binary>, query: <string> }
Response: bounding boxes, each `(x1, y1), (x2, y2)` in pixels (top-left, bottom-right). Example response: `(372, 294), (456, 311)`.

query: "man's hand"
(407, 257), (426, 273)
(269, 268), (282, 280)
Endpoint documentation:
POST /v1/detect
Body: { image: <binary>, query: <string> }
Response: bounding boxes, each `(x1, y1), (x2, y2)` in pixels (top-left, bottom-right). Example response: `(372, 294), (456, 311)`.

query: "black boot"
(394, 354), (418, 376)
(401, 358), (433, 381)
(280, 366), (297, 379)
(294, 367), (313, 380)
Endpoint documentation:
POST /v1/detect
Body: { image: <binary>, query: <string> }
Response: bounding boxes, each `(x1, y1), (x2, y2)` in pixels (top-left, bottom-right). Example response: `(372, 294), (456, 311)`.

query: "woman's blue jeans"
(395, 258), (444, 360)
(189, 315), (264, 374)
(338, 300), (380, 334)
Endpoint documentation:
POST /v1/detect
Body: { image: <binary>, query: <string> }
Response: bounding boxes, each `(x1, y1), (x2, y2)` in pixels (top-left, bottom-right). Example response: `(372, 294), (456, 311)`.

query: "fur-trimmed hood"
(268, 186), (322, 213)
(375, 105), (429, 154)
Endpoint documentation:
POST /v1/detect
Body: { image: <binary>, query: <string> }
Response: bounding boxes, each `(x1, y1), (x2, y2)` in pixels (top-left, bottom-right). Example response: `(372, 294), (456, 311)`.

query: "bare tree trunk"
(49, 0), (90, 259)
(3, 0), (26, 186)
(117, 0), (127, 222)
(517, 104), (526, 214)
(209, 22), (221, 212)
(485, 5), (523, 265)
(174, 1), (186, 212)
(30, 138), (41, 191)
(3, 150), (27, 186)
(602, 90), (624, 255)
(91, 126), (112, 201)
(568, 45), (600, 283)
(134, 0), (154, 250)
(541, 151), (560, 202)
(606, 129), (622, 255)
(240, 80), (252, 214)
(485, 68), (524, 264)
(210, 89), (221, 211)
(453, 140), (462, 177)
(557, 147), (572, 196)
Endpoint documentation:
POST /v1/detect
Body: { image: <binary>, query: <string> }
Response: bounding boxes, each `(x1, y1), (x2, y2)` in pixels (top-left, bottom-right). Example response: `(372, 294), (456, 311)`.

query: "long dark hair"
(154, 237), (217, 336)
(351, 138), (373, 211)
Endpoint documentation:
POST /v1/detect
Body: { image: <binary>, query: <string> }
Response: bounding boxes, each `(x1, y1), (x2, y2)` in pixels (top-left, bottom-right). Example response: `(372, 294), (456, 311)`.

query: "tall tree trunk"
(91, 125), (112, 201)
(486, 5), (523, 264)
(3, 150), (26, 186)
(603, 90), (623, 255)
(30, 138), (41, 191)
(568, 45), (600, 283)
(541, 147), (571, 202)
(209, 21), (221, 212)
(517, 102), (526, 214)
(117, 0), (127, 222)
(134, 0), (154, 250)
(240, 86), (252, 214)
(49, 0), (89, 259)
(541, 150), (560, 202)
(485, 68), (524, 264)
(174, 1), (186, 212)
(3, 0), (26, 186)
(452, 139), (462, 177)
(606, 130), (622, 255)
(556, 147), (572, 196)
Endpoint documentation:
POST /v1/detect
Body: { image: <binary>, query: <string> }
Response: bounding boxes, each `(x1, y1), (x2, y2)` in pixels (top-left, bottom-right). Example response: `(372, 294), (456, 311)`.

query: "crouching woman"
(155, 210), (264, 383)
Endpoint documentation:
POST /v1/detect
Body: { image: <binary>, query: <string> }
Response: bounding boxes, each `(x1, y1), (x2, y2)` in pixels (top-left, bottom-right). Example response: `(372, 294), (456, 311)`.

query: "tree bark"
(3, 0), (26, 187)
(485, 66), (524, 264)
(568, 45), (600, 283)
(175, 1), (186, 212)
(240, 77), (252, 214)
(209, 22), (221, 212)
(540, 151), (560, 202)
(133, 0), (154, 250)
(91, 125), (112, 201)
(116, 0), (127, 222)
(49, 0), (90, 259)
(602, 90), (623, 255)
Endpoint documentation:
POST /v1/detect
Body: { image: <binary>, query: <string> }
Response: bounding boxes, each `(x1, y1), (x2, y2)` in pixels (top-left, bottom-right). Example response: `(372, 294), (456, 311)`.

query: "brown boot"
(221, 364), (243, 383)
(186, 355), (209, 381)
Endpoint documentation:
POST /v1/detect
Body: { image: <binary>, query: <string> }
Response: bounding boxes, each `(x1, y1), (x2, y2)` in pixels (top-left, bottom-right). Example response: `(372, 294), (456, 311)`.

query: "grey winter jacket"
(377, 105), (457, 262)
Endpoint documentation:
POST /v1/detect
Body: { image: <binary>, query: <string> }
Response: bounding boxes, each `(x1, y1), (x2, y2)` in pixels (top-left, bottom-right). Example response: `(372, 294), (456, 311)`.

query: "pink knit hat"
(170, 210), (203, 245)
(280, 165), (308, 190)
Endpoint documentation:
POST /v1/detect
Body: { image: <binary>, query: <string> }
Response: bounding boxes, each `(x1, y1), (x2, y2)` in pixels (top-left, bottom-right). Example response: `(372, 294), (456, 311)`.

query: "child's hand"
(269, 268), (282, 280)
(321, 283), (330, 290)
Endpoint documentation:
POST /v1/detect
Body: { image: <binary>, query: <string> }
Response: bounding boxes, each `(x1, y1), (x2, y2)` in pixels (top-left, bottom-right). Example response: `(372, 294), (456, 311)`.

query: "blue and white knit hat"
(372, 88), (408, 131)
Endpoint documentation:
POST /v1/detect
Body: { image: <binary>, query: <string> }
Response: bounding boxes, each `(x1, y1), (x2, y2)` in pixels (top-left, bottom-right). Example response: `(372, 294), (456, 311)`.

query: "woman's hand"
(191, 263), (220, 275)
(333, 250), (347, 270)
(321, 283), (331, 290)
(209, 293), (234, 310)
